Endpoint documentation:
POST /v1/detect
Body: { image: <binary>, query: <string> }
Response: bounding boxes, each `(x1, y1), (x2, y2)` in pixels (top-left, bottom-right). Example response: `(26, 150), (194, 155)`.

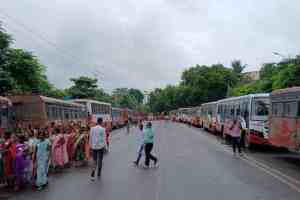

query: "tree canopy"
(111, 88), (144, 109)
(148, 64), (238, 112)
(231, 56), (300, 96)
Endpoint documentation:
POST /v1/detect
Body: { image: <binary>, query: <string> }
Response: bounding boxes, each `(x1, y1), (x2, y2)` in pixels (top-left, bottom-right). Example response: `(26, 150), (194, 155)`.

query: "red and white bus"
(200, 102), (218, 132)
(111, 107), (125, 129)
(269, 87), (300, 152)
(216, 93), (270, 147)
(71, 99), (112, 127)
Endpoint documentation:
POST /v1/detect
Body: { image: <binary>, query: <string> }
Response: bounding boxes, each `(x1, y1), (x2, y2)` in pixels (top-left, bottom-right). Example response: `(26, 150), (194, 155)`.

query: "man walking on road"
(89, 118), (106, 181)
(133, 120), (144, 166)
(143, 122), (158, 168)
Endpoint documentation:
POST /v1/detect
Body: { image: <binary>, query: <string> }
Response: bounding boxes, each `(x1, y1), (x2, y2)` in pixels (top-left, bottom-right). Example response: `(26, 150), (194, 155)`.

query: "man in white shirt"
(89, 118), (106, 180)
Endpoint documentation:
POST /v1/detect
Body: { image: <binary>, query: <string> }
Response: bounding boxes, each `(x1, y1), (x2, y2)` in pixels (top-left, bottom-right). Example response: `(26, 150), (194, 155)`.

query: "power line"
(0, 9), (104, 77)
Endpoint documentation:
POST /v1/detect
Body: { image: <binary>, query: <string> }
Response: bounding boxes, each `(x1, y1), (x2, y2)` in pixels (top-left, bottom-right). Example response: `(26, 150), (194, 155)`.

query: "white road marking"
(185, 124), (300, 193)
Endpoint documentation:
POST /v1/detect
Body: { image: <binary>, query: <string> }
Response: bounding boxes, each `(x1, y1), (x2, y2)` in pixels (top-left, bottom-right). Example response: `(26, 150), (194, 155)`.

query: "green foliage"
(0, 23), (54, 96)
(4, 49), (50, 93)
(128, 88), (144, 104)
(231, 60), (246, 74)
(148, 64), (239, 112)
(67, 76), (98, 98)
(232, 55), (300, 96)
(111, 88), (144, 109)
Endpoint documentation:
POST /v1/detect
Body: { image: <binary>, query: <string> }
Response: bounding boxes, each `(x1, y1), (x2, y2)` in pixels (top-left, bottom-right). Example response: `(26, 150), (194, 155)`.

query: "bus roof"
(271, 87), (300, 96)
(8, 95), (85, 108)
(217, 93), (269, 104)
(71, 99), (111, 106)
(201, 101), (218, 106)
(40, 96), (85, 108)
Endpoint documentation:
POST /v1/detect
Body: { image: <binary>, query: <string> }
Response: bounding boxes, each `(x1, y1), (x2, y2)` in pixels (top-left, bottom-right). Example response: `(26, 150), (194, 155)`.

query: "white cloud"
(1, 0), (300, 91)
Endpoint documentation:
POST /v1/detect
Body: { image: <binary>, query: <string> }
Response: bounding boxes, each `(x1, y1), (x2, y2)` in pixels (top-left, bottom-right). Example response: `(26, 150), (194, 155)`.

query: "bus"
(200, 102), (218, 132)
(71, 99), (112, 126)
(269, 87), (300, 152)
(176, 107), (201, 126)
(216, 93), (270, 148)
(9, 95), (87, 127)
(0, 97), (15, 133)
(111, 107), (125, 129)
(177, 108), (191, 123)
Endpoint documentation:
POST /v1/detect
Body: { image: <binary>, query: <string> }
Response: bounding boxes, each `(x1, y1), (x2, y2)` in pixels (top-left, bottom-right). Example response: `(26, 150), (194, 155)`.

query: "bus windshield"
(251, 97), (270, 120)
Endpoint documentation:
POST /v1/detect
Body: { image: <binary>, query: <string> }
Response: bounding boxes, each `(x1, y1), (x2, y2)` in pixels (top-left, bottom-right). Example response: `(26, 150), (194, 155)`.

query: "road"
(7, 121), (300, 200)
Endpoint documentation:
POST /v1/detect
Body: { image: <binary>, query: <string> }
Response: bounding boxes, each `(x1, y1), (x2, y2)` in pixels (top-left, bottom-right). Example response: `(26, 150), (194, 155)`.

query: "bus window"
(283, 102), (297, 117)
(230, 106), (234, 117)
(252, 98), (269, 120)
(298, 102), (300, 117)
(236, 105), (241, 116)
(272, 102), (283, 117)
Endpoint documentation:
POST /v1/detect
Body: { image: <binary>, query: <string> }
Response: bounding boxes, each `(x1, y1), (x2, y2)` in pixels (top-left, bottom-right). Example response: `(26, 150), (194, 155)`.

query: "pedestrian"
(14, 135), (29, 191)
(89, 118), (106, 181)
(73, 129), (86, 167)
(35, 130), (51, 191)
(3, 131), (16, 187)
(133, 120), (144, 167)
(143, 122), (158, 168)
(51, 127), (66, 171)
(230, 119), (243, 156)
(126, 118), (131, 134)
(104, 122), (110, 152)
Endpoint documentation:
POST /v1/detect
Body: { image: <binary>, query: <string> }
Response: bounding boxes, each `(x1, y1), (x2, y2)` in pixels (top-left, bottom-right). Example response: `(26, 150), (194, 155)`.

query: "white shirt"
(137, 129), (145, 146)
(89, 125), (106, 150)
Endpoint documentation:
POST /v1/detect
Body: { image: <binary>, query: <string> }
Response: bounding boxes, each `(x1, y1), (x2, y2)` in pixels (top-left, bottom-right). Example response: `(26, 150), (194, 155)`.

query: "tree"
(0, 23), (12, 65)
(231, 55), (300, 96)
(3, 49), (52, 94)
(95, 88), (113, 103)
(68, 76), (98, 98)
(0, 67), (14, 95)
(0, 23), (13, 95)
(128, 88), (144, 104)
(231, 59), (246, 74)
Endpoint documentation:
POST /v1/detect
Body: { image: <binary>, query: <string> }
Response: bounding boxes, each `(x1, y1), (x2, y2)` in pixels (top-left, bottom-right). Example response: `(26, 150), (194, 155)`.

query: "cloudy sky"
(1, 0), (300, 92)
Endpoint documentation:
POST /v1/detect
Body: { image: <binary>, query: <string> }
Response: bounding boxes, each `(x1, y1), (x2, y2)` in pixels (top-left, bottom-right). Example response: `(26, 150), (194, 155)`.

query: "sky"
(1, 0), (300, 92)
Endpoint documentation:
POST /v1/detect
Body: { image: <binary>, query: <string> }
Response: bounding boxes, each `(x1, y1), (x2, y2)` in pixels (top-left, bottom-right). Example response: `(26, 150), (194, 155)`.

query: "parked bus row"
(0, 94), (144, 133)
(171, 87), (300, 152)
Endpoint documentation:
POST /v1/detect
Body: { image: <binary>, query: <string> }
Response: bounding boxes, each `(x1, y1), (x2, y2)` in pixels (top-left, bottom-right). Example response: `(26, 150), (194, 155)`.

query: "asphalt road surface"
(5, 121), (300, 200)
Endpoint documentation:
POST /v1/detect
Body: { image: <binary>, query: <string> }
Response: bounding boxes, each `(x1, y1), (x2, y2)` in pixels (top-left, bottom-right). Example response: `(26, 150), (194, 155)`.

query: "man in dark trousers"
(89, 118), (106, 181)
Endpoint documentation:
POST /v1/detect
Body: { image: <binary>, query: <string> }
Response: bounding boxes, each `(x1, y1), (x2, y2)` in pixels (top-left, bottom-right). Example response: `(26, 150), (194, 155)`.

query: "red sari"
(3, 139), (16, 178)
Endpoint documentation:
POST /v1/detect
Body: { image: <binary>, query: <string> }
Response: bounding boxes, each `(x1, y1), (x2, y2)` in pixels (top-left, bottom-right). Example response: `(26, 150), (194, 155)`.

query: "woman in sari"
(66, 126), (76, 164)
(14, 135), (29, 191)
(84, 126), (91, 161)
(27, 128), (39, 186)
(0, 136), (5, 184)
(73, 129), (86, 167)
(62, 127), (69, 167)
(51, 128), (66, 171)
(3, 132), (16, 187)
(35, 130), (50, 190)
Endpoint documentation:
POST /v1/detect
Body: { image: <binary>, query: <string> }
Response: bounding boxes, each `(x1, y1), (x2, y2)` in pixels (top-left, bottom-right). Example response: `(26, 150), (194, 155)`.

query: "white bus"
(216, 93), (270, 148)
(200, 102), (218, 132)
(71, 99), (112, 124)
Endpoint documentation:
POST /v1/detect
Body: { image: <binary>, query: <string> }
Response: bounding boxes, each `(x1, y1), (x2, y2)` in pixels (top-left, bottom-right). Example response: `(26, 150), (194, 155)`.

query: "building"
(243, 71), (260, 81)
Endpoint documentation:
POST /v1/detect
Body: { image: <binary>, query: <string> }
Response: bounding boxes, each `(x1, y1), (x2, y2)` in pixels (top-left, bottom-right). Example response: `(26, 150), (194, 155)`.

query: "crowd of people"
(0, 116), (163, 193)
(0, 121), (111, 191)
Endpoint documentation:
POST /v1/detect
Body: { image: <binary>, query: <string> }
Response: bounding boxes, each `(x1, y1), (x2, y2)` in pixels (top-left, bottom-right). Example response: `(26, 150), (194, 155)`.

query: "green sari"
(74, 134), (86, 161)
